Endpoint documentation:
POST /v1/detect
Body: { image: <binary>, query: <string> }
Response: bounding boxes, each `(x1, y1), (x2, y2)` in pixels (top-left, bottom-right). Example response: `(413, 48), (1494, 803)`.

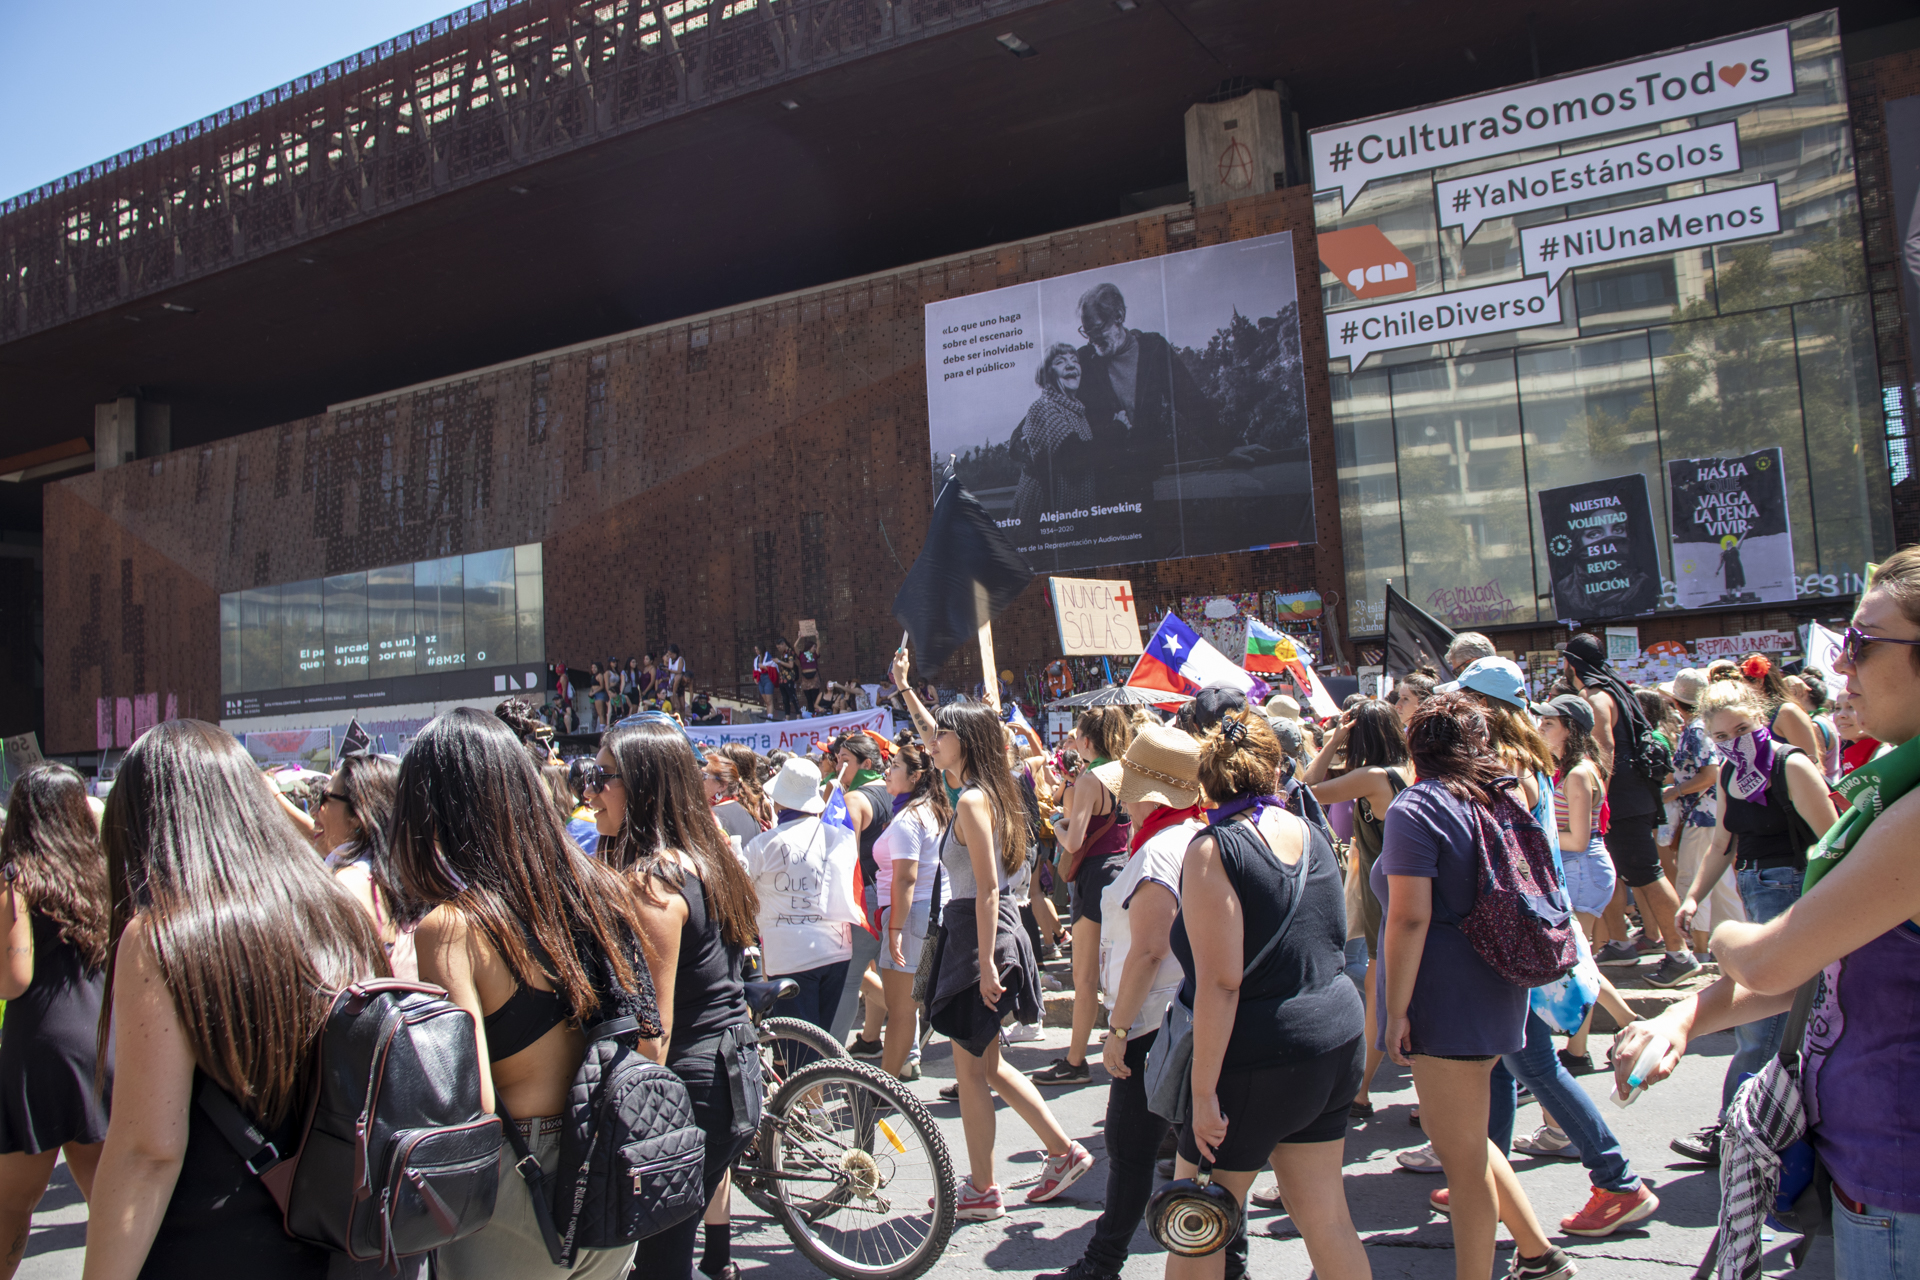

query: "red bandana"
(1129, 803), (1202, 854)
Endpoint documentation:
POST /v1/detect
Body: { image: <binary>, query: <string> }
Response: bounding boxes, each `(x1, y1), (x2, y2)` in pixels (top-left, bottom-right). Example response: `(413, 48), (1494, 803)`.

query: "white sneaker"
(1513, 1125), (1580, 1159)
(1396, 1143), (1445, 1173)
(1001, 1021), (1044, 1045)
(1040, 972), (1063, 991)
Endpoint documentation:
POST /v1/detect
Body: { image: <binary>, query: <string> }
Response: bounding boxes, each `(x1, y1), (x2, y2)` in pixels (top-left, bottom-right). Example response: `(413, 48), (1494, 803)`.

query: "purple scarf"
(1725, 725), (1777, 805)
(891, 792), (913, 817)
(1207, 794), (1288, 826)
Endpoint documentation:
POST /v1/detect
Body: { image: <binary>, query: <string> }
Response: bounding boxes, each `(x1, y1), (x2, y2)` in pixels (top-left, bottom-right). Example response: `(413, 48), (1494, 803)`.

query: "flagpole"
(978, 621), (1001, 712)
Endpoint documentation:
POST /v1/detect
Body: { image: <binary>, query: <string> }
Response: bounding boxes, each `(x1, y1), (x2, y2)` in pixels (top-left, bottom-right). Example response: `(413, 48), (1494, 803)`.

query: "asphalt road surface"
(20, 1008), (1834, 1278)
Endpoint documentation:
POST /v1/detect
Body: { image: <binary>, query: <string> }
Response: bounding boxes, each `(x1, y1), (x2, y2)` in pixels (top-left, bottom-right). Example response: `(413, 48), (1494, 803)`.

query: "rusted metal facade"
(0, 0), (1047, 343)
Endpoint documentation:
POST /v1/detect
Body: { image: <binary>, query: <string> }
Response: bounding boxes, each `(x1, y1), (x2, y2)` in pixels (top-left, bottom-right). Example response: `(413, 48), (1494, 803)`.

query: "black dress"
(0, 913), (111, 1153)
(139, 1072), (332, 1279)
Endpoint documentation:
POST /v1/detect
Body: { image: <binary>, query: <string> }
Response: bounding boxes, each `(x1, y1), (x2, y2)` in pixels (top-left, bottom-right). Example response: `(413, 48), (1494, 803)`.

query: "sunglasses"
(582, 764), (620, 793)
(1841, 625), (1920, 666)
(324, 790), (353, 807)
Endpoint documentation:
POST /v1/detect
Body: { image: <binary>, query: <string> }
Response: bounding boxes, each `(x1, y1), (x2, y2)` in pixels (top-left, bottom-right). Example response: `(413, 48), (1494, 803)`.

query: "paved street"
(19, 996), (1833, 1280)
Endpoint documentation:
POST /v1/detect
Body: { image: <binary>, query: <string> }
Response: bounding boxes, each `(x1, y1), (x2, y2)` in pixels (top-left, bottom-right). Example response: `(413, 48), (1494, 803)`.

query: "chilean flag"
(1128, 612), (1264, 700)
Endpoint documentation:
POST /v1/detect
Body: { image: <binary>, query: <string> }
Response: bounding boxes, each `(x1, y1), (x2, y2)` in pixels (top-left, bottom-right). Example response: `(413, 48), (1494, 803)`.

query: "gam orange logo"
(1317, 225), (1415, 300)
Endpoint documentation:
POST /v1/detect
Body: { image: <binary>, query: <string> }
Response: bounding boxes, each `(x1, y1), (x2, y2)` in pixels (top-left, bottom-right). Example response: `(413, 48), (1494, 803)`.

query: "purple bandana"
(1726, 725), (1777, 805)
(1206, 794), (1288, 826)
(891, 792), (912, 816)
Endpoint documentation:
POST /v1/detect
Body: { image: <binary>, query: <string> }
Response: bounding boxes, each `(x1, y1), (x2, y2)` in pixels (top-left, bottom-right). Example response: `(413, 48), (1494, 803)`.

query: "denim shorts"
(1560, 836), (1618, 917)
(878, 900), (930, 974)
(757, 672), (777, 695)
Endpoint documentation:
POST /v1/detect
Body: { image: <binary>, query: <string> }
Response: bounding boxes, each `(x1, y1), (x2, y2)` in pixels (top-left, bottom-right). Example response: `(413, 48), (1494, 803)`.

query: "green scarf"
(852, 767), (885, 790)
(1804, 733), (1920, 893)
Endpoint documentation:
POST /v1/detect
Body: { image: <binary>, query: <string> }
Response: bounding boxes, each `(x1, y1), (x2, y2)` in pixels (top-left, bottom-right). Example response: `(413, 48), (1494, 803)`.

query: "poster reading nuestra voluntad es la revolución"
(922, 231), (1314, 573)
(1538, 473), (1663, 623)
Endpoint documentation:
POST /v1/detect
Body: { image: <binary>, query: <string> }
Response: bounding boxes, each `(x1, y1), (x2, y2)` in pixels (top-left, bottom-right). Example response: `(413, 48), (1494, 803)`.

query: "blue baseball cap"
(1437, 656), (1529, 710)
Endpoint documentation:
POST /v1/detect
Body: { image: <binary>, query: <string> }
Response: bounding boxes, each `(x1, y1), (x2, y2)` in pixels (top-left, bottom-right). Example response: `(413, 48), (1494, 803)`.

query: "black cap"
(1537, 693), (1595, 734)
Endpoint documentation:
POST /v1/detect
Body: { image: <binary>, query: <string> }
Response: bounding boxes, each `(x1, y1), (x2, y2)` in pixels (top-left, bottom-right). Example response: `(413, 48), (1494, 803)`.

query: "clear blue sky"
(0, 0), (469, 201)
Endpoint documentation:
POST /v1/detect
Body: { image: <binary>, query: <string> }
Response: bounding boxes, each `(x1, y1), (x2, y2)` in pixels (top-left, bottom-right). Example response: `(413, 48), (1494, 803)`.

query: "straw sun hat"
(1115, 723), (1203, 809)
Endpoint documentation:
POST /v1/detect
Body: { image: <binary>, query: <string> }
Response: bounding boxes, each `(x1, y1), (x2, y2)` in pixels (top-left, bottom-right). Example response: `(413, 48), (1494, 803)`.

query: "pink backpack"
(1457, 786), (1577, 988)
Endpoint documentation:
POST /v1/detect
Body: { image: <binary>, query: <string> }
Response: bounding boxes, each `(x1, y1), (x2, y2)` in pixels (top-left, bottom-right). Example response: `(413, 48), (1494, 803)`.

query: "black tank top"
(855, 780), (893, 888)
(1169, 810), (1364, 1070)
(1720, 745), (1813, 867)
(653, 866), (749, 1055)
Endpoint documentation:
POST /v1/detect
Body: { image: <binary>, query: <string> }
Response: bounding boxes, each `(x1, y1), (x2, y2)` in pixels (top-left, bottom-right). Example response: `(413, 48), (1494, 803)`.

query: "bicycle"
(732, 978), (957, 1280)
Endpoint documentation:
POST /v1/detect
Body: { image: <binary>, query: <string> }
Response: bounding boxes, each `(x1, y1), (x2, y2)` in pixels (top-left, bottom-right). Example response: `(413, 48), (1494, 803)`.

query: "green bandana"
(1804, 733), (1920, 893)
(852, 767), (885, 790)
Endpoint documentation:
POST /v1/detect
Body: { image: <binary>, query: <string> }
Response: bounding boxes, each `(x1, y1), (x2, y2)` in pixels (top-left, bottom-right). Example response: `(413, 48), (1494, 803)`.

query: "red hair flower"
(1740, 655), (1772, 681)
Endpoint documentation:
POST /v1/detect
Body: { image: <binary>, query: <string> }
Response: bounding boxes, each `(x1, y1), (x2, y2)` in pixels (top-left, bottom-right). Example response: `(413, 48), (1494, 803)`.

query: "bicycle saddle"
(744, 978), (799, 1016)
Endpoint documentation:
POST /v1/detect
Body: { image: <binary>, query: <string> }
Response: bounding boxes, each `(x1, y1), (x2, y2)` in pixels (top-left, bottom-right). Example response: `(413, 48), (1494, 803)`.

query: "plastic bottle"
(1611, 1030), (1671, 1108)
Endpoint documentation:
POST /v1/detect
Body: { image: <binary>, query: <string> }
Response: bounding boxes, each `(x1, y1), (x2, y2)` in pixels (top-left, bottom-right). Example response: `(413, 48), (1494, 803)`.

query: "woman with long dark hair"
(1301, 697), (1409, 1119)
(316, 752), (413, 980)
(81, 721), (387, 1278)
(873, 733), (948, 1080)
(592, 721), (761, 1280)
(0, 765), (110, 1278)
(1374, 693), (1573, 1280)
(391, 708), (661, 1280)
(896, 664), (1090, 1222)
(1037, 705), (1133, 1087)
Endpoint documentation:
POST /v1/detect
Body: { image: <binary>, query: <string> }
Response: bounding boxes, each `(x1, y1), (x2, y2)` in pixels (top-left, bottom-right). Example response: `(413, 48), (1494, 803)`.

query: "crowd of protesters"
(0, 557), (1912, 1280)
(542, 639), (886, 736)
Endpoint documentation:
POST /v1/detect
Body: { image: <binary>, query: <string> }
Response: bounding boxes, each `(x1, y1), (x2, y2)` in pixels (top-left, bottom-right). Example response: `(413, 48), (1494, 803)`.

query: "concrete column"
(1185, 89), (1290, 209)
(93, 398), (169, 470)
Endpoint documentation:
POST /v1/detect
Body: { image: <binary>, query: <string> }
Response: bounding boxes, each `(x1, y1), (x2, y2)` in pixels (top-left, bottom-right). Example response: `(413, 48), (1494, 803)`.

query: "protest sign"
(1050, 577), (1144, 656)
(1538, 474), (1662, 622)
(926, 231), (1314, 570)
(683, 705), (895, 756)
(1667, 447), (1795, 608)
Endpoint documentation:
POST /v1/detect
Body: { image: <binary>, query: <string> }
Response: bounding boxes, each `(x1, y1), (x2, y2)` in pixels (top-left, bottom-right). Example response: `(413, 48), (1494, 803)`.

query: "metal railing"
(0, 0), (1041, 343)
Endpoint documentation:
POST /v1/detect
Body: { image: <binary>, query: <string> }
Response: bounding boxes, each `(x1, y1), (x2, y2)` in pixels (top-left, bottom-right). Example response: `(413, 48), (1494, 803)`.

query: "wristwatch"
(1109, 1026), (1128, 1042)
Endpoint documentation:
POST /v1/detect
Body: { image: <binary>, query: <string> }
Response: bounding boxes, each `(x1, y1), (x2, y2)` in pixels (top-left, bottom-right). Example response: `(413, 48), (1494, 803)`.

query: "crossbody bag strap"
(494, 1099), (568, 1267)
(196, 1076), (292, 1180)
(1776, 977), (1821, 1072)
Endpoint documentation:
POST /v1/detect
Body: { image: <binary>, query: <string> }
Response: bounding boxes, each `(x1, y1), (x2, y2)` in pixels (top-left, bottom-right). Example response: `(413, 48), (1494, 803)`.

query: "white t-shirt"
(743, 816), (855, 975)
(874, 802), (941, 909)
(1099, 817), (1199, 1038)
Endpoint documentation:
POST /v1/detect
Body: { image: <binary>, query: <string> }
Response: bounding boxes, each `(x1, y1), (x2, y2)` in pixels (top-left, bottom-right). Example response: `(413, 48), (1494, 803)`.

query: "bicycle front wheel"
(756, 1058), (956, 1280)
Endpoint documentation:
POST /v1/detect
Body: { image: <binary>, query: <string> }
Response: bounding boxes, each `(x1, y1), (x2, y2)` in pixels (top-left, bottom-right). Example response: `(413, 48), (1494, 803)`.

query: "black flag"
(1384, 584), (1457, 682)
(341, 717), (373, 757)
(892, 472), (1034, 670)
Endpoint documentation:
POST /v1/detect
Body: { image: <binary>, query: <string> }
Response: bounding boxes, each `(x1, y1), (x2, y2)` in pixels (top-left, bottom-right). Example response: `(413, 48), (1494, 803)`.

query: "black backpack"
(501, 1015), (707, 1266)
(200, 979), (503, 1267)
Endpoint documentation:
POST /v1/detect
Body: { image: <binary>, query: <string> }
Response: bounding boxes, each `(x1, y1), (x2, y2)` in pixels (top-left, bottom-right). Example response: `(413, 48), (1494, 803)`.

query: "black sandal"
(1349, 1100), (1374, 1119)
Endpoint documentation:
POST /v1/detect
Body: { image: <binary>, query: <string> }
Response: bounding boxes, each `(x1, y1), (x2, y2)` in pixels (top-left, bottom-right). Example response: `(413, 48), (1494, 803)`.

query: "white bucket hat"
(765, 756), (827, 814)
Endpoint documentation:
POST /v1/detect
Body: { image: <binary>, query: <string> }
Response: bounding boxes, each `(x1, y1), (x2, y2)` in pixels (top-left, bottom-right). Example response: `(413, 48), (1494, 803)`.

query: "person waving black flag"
(1384, 584), (1457, 682)
(892, 469), (1034, 670)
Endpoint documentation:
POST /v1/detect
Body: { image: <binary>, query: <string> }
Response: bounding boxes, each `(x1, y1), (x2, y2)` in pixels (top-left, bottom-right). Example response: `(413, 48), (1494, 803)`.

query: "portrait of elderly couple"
(944, 233), (1316, 570)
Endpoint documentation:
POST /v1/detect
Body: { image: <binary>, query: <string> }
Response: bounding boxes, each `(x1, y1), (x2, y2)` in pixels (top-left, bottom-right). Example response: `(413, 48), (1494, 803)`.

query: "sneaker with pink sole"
(953, 1178), (1005, 1221)
(1028, 1141), (1096, 1203)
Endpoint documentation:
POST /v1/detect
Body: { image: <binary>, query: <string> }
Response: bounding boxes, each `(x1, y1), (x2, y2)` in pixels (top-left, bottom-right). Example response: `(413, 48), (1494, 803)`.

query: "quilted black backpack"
(502, 1014), (706, 1266)
(199, 979), (503, 1267)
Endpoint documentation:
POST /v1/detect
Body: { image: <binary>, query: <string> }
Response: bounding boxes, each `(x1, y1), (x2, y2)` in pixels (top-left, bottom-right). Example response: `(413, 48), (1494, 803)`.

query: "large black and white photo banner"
(1538, 473), (1663, 623)
(924, 232), (1314, 572)
(1667, 447), (1796, 608)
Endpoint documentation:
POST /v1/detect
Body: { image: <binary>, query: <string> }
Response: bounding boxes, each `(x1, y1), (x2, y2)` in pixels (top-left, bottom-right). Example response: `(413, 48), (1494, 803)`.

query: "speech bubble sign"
(1437, 121), (1743, 241)
(1308, 24), (1792, 211)
(1519, 181), (1780, 290)
(1326, 275), (1560, 371)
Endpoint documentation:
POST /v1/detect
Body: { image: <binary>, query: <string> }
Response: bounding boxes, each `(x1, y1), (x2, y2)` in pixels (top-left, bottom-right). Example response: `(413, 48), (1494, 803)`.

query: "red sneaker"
(1560, 1184), (1659, 1237)
(951, 1178), (1005, 1220)
(1429, 1186), (1450, 1215)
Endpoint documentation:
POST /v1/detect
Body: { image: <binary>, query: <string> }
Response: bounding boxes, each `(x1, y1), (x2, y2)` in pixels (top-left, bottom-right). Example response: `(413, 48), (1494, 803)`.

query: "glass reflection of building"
(219, 544), (545, 695)
(1322, 12), (1893, 633)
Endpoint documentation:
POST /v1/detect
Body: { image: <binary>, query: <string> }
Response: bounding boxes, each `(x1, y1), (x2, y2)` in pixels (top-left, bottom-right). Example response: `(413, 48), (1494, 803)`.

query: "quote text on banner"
(1309, 23), (1792, 209)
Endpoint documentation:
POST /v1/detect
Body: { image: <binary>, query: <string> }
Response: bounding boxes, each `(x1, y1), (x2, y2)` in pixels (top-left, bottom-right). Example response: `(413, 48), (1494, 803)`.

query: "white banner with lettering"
(1310, 24), (1792, 208)
(684, 706), (895, 756)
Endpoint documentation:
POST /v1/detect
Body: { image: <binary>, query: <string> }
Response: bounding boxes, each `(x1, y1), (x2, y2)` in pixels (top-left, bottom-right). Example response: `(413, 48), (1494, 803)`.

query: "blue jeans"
(1343, 937), (1369, 996)
(1489, 1012), (1638, 1194)
(775, 958), (851, 1070)
(1721, 865), (1804, 1116)
(1835, 1198), (1920, 1280)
